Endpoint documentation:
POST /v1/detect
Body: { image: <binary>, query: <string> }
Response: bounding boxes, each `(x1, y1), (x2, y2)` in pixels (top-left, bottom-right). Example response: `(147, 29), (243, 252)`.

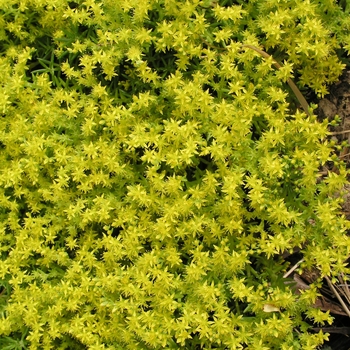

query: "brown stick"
(325, 275), (350, 318)
(241, 45), (310, 116)
(283, 258), (304, 278)
(330, 130), (350, 135)
(198, 39), (311, 115)
(311, 327), (350, 335)
(339, 152), (350, 159)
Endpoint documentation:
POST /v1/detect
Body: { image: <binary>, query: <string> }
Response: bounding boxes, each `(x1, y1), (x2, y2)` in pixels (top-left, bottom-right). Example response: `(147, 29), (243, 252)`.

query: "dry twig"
(325, 275), (350, 318)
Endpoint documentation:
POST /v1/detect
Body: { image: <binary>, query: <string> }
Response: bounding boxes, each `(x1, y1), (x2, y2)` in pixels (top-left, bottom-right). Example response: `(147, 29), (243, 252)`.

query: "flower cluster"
(0, 0), (349, 349)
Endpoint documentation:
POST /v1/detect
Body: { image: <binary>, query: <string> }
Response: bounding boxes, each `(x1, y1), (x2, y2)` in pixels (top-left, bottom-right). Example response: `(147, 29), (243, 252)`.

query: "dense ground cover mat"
(0, 0), (350, 349)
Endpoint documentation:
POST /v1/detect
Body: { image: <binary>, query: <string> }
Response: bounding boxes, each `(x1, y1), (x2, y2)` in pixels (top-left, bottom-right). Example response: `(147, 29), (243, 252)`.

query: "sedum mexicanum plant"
(0, 0), (350, 349)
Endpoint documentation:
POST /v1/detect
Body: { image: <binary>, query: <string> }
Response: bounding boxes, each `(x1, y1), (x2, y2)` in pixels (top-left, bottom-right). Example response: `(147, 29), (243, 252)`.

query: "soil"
(316, 69), (350, 217)
(295, 69), (350, 350)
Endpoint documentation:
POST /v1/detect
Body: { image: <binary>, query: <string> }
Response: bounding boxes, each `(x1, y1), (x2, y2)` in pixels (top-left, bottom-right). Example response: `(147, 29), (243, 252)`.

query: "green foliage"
(0, 0), (349, 348)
